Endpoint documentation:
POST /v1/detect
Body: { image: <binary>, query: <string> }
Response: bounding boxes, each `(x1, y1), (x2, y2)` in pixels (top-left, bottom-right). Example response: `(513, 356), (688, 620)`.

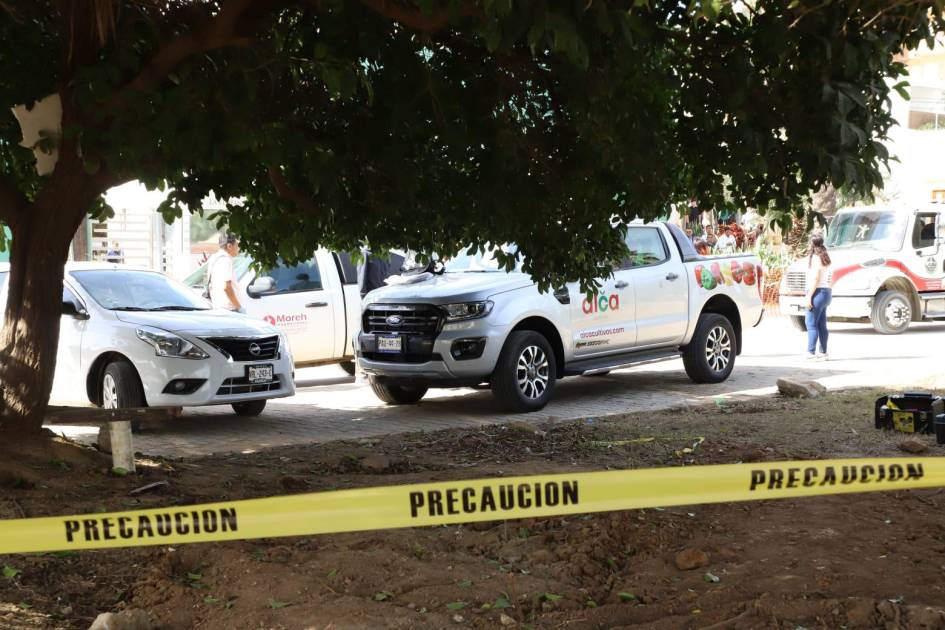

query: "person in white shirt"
(715, 227), (736, 252)
(804, 234), (832, 360)
(208, 233), (243, 312)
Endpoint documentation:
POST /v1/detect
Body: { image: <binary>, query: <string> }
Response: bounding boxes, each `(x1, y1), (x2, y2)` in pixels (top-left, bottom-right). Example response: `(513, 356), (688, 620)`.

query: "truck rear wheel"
(871, 289), (912, 334)
(682, 313), (736, 384)
(491, 331), (557, 412)
(369, 377), (427, 404)
(789, 315), (807, 332)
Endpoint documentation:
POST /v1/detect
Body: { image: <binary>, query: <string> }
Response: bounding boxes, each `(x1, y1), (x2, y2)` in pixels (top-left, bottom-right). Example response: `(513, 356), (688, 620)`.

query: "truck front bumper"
(356, 321), (507, 386)
(779, 294), (872, 320)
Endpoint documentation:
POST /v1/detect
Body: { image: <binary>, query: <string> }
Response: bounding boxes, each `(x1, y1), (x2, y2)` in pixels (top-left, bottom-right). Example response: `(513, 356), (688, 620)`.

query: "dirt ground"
(3, 387), (945, 630)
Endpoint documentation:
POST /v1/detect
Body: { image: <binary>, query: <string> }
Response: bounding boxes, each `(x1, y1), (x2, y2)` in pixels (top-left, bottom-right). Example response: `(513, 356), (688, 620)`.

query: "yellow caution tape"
(0, 458), (942, 555)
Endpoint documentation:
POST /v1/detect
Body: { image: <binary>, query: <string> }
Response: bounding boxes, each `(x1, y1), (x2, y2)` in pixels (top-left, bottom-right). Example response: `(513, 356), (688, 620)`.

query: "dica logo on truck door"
(582, 293), (620, 314)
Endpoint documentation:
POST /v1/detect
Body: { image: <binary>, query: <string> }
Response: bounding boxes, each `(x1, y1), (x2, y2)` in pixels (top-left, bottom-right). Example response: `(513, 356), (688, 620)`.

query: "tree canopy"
(2, 1), (942, 287)
(0, 0), (943, 429)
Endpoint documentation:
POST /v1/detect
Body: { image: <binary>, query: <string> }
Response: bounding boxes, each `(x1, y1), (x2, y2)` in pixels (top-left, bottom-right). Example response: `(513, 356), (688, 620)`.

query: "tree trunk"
(0, 205), (85, 434)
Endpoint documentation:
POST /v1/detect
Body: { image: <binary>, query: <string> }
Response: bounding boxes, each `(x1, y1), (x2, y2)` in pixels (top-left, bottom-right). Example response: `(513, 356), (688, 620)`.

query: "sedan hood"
(114, 310), (279, 337)
(366, 271), (534, 304)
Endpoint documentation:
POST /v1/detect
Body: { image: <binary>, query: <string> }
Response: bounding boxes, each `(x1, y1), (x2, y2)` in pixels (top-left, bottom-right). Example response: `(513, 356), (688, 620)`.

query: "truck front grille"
(784, 272), (806, 293)
(201, 336), (279, 361)
(363, 304), (444, 335)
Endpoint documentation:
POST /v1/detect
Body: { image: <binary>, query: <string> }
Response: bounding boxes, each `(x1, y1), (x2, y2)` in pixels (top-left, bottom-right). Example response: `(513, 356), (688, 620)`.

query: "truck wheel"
(789, 315), (807, 332)
(871, 290), (912, 334)
(369, 377), (428, 404)
(232, 400), (267, 416)
(339, 361), (356, 376)
(101, 361), (146, 432)
(491, 331), (557, 412)
(682, 313), (736, 384)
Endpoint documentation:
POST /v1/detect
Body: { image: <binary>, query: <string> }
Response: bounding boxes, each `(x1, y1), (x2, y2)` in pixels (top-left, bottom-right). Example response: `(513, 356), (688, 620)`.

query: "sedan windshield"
(826, 210), (909, 252)
(71, 270), (211, 311)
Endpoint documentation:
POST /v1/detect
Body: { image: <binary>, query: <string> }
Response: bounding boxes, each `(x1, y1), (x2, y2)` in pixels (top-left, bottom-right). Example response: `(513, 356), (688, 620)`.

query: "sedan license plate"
(247, 364), (274, 383)
(377, 335), (403, 353)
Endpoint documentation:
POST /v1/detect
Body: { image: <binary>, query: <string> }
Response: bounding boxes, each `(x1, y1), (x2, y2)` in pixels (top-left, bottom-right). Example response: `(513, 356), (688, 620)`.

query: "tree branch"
(108, 0), (277, 112)
(267, 165), (320, 216)
(0, 174), (28, 227)
(358, 0), (478, 32)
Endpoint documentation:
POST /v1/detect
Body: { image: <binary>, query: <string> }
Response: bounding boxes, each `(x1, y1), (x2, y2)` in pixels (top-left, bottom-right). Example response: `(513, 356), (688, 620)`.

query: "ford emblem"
(248, 342), (262, 356)
(386, 315), (403, 326)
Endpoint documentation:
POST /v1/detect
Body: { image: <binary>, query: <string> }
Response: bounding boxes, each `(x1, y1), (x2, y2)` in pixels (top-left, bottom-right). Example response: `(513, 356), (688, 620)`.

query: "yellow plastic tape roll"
(1, 458), (941, 554)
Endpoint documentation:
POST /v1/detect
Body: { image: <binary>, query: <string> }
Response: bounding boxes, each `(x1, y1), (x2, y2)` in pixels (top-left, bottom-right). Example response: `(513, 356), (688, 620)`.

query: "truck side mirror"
(248, 276), (275, 297)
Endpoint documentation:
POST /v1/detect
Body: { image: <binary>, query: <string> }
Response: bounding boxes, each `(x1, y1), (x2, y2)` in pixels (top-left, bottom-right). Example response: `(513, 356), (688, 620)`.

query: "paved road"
(49, 316), (945, 457)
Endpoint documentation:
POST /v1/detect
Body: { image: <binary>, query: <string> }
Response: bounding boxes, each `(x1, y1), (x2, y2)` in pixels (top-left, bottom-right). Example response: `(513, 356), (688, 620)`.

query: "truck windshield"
(826, 211), (909, 252)
(442, 246), (520, 273)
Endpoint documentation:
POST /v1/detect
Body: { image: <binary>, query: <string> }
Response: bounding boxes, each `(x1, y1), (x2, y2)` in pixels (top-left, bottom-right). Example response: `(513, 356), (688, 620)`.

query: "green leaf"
(17, 602), (31, 610)
(458, 579), (473, 588)
(3, 565), (21, 579)
(373, 591), (392, 601)
(446, 601), (467, 610)
(541, 593), (563, 602)
(267, 598), (290, 609)
(586, 599), (597, 608)
(327, 568), (338, 579)
(203, 595), (219, 604)
(187, 572), (202, 582)
(619, 592), (637, 602)
(493, 596), (512, 609)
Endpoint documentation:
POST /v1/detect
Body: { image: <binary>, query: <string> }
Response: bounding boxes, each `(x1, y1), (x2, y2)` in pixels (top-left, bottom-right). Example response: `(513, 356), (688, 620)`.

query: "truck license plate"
(377, 336), (403, 353)
(247, 364), (274, 383)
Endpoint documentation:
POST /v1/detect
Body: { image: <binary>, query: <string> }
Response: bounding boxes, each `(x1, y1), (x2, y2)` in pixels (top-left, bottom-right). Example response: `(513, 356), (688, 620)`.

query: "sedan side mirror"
(62, 301), (90, 320)
(247, 276), (275, 297)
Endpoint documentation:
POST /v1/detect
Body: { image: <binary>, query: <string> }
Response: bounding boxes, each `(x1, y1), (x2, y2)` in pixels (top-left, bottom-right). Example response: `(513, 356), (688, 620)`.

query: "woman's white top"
(809, 256), (832, 289)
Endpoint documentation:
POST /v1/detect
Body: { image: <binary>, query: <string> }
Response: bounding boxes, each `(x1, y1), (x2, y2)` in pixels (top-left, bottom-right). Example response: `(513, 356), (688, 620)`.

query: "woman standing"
(805, 235), (832, 360)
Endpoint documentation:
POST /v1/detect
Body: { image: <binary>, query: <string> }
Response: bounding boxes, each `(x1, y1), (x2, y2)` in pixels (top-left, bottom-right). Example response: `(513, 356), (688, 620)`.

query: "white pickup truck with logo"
(186, 250), (362, 373)
(355, 222), (764, 412)
(779, 204), (945, 334)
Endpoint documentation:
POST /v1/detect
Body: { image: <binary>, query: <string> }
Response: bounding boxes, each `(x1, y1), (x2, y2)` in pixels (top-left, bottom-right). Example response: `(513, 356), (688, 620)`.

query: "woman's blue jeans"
(805, 288), (832, 354)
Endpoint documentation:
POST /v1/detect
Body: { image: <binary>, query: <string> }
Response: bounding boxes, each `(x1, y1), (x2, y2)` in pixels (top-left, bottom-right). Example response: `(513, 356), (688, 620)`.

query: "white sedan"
(0, 262), (295, 417)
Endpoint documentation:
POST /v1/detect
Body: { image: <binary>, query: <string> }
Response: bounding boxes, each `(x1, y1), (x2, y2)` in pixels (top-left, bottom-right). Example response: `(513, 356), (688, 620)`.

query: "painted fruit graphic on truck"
(730, 260), (744, 283)
(694, 260), (759, 291)
(694, 265), (717, 290)
(741, 261), (756, 286)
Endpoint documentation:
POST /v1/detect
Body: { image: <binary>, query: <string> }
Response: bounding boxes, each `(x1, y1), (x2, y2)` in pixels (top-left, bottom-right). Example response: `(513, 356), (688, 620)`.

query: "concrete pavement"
(47, 316), (945, 457)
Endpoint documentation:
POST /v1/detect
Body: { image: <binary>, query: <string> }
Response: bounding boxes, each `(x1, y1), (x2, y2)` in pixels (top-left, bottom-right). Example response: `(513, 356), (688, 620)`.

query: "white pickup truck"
(355, 222), (764, 412)
(186, 249), (362, 373)
(779, 204), (945, 334)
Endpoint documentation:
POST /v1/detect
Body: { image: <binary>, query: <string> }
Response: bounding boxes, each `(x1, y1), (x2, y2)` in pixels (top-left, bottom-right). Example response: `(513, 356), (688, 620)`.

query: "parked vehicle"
(0, 263), (295, 417)
(355, 222), (764, 412)
(185, 249), (362, 373)
(779, 204), (945, 334)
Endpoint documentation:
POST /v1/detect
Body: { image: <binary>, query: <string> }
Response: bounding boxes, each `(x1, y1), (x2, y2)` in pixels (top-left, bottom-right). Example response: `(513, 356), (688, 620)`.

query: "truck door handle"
(666, 273), (679, 281)
(306, 302), (328, 308)
(614, 280), (629, 289)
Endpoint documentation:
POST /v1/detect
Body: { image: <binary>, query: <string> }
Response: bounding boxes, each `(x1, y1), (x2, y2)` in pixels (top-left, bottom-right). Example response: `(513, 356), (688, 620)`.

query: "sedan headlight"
(135, 327), (209, 359)
(442, 301), (494, 321)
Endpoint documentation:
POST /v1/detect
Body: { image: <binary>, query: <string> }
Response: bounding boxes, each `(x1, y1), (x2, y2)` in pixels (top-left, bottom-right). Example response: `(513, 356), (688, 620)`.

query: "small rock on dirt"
(499, 613), (516, 626)
(898, 438), (929, 454)
(452, 614), (465, 623)
(674, 548), (710, 571)
(361, 454), (391, 471)
(777, 378), (827, 398)
(88, 609), (155, 630)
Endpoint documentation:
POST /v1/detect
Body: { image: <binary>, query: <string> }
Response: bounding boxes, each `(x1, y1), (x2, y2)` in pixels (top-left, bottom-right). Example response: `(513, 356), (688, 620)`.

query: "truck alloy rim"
(103, 374), (118, 409)
(885, 298), (910, 329)
(705, 326), (731, 372)
(517, 345), (550, 400)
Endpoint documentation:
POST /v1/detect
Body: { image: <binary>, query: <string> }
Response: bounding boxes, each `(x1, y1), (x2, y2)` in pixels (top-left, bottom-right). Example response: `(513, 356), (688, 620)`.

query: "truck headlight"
(136, 327), (209, 359)
(442, 301), (494, 321)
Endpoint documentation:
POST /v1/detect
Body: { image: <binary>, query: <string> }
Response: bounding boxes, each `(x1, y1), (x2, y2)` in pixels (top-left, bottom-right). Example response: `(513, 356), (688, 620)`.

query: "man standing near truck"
(208, 233), (244, 312)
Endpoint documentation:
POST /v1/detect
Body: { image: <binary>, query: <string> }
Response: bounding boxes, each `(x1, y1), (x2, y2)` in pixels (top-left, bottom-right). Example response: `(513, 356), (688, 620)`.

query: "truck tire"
(491, 331), (557, 412)
(339, 360), (356, 376)
(369, 377), (428, 404)
(101, 361), (146, 432)
(232, 400), (267, 416)
(682, 313), (736, 384)
(789, 315), (807, 332)
(871, 289), (912, 334)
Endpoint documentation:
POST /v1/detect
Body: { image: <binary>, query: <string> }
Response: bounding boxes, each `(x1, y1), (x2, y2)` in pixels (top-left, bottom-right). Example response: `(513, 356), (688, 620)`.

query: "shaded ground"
(3, 387), (945, 629)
